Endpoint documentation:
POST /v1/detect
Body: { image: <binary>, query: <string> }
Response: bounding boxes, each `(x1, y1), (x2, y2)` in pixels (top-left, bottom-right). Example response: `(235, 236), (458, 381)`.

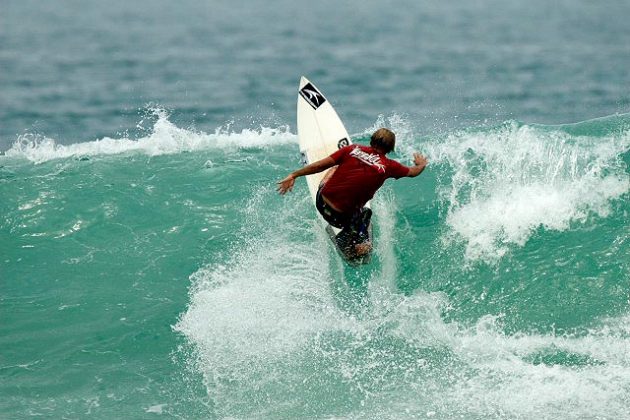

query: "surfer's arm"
(406, 153), (428, 178)
(277, 157), (336, 194)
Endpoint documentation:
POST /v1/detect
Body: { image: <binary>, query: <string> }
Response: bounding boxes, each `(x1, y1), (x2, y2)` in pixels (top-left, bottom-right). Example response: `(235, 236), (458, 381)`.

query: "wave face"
(2, 113), (629, 418)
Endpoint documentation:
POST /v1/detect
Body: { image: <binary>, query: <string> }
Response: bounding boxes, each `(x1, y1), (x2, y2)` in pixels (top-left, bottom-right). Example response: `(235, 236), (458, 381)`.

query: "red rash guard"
(321, 145), (409, 213)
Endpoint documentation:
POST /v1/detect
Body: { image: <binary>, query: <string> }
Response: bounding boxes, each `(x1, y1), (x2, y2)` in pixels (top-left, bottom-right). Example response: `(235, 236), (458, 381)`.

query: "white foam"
(174, 192), (357, 412)
(145, 404), (167, 414)
(176, 186), (630, 418)
(4, 108), (296, 164)
(424, 122), (630, 262)
(452, 318), (630, 418)
(367, 292), (630, 419)
(174, 186), (411, 414)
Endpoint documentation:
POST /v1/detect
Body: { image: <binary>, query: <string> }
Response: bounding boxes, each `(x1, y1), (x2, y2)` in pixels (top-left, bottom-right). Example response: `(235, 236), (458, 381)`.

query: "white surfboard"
(297, 76), (371, 263)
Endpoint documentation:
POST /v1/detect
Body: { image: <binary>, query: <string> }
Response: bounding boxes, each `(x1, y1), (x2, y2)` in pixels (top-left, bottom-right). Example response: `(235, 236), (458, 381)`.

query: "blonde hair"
(370, 128), (396, 154)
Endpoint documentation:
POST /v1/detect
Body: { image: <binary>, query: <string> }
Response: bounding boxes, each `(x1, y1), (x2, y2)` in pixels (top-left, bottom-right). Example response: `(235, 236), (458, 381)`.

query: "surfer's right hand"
(277, 175), (295, 195)
(413, 153), (428, 167)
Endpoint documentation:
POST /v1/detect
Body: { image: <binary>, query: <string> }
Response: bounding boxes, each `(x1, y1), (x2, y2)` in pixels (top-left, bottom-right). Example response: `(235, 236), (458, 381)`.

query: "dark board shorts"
(316, 185), (351, 229)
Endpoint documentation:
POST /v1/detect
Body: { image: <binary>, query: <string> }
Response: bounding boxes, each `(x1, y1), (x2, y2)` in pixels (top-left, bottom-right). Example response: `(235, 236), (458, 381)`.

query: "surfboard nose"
(299, 76), (310, 88)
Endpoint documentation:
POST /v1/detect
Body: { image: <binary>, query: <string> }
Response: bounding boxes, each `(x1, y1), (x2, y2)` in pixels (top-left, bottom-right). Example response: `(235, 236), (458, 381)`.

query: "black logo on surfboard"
(299, 83), (326, 110)
(337, 138), (350, 149)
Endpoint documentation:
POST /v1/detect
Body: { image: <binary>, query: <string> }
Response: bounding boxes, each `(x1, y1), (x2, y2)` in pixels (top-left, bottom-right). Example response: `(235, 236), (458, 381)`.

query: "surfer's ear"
(370, 128), (396, 154)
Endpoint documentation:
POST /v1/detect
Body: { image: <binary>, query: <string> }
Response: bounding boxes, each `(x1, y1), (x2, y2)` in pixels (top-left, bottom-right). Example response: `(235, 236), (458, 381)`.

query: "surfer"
(277, 128), (428, 255)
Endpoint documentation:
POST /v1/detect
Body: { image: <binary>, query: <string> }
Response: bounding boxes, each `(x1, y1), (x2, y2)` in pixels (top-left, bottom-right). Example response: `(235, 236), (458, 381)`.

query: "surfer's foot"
(354, 242), (372, 255)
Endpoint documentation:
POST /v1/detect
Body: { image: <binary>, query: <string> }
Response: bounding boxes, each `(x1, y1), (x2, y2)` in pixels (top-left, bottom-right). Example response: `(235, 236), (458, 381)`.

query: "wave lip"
(3, 109), (296, 164)
(425, 120), (630, 262)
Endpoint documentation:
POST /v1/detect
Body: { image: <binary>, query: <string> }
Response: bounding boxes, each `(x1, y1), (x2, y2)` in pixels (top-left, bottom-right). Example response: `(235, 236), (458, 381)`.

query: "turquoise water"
(2, 1), (630, 419)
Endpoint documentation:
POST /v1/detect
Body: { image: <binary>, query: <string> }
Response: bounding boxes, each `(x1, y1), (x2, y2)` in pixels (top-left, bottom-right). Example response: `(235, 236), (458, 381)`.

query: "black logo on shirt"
(299, 83), (327, 110)
(337, 138), (350, 149)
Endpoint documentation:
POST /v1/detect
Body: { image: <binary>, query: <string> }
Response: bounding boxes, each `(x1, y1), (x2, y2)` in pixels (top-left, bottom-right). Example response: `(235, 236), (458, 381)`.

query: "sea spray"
(424, 121), (630, 262)
(4, 108), (296, 164)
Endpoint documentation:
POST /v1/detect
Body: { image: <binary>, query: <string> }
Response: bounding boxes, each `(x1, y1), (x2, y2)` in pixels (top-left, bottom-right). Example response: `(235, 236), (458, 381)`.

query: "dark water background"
(3, 0), (629, 150)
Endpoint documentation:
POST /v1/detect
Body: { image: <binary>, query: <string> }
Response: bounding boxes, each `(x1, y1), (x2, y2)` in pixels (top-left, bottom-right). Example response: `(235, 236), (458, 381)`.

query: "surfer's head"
(370, 128), (395, 154)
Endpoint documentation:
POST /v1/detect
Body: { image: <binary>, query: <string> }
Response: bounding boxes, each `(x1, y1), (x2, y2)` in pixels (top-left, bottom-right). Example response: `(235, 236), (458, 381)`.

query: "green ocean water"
(2, 0), (630, 418)
(2, 111), (629, 418)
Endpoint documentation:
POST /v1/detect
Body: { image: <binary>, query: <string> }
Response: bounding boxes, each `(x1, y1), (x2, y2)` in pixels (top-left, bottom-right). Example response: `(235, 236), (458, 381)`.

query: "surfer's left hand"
(277, 175), (295, 194)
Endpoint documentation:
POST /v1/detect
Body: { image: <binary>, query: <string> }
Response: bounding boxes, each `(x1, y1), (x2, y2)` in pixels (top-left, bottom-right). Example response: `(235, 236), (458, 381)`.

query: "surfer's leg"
(316, 185), (349, 229)
(354, 208), (372, 255)
(356, 207), (372, 237)
(345, 207), (371, 238)
(336, 208), (372, 256)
